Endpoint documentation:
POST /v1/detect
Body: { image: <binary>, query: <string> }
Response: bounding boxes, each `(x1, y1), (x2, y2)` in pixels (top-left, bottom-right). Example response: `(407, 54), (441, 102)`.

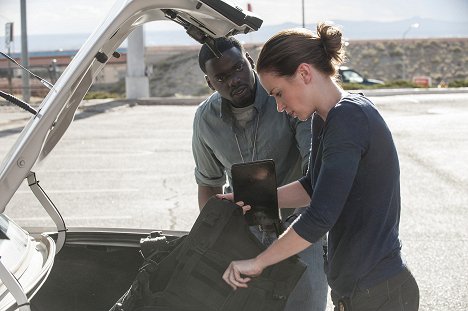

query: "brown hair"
(257, 22), (345, 78)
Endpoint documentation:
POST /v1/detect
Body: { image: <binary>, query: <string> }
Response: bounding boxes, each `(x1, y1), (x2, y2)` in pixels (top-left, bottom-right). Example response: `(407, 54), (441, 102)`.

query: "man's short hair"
(198, 36), (245, 73)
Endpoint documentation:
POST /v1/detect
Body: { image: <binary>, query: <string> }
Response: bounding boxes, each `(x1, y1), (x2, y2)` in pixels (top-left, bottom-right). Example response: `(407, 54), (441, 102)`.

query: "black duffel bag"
(110, 197), (306, 311)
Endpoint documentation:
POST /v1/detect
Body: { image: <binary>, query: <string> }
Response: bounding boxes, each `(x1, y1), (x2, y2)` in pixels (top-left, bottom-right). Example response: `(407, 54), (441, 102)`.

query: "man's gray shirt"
(192, 79), (312, 189)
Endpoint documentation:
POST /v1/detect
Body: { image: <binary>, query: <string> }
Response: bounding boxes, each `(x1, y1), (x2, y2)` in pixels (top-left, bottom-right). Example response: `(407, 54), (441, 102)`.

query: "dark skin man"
(198, 47), (258, 209)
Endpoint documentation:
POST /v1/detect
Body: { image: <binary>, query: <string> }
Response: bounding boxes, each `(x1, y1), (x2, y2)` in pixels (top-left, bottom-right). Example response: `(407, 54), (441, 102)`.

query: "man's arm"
(192, 105), (226, 211)
(292, 117), (313, 174)
(198, 185), (223, 210)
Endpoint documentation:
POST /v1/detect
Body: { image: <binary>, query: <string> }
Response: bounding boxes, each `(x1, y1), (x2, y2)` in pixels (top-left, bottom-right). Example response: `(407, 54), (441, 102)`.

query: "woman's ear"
(297, 63), (312, 84)
(205, 75), (215, 91)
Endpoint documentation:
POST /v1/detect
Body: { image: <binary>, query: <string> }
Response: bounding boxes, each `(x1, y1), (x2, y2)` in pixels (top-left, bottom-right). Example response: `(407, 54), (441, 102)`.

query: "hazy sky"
(0, 0), (467, 36)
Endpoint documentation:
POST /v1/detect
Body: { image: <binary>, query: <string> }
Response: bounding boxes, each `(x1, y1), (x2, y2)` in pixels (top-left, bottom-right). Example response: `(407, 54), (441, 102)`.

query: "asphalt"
(1, 91), (467, 311)
(1, 86), (467, 132)
(87, 86), (468, 106)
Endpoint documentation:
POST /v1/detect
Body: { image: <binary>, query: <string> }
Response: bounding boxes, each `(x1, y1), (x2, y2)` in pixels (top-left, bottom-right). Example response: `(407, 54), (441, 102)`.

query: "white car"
(338, 66), (384, 86)
(0, 1), (262, 310)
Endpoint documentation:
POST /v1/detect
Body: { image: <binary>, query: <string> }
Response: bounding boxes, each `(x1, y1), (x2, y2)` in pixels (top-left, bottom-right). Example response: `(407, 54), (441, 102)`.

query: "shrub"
(389, 47), (404, 57)
(448, 80), (468, 87)
(341, 80), (422, 90)
(194, 85), (212, 96)
(379, 80), (421, 88)
(84, 91), (122, 100)
(341, 83), (382, 90)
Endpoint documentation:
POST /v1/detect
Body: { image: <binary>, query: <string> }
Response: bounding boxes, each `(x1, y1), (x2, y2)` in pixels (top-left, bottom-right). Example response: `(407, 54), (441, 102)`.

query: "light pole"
(49, 58), (58, 83)
(2, 18), (14, 94)
(301, 0), (305, 28)
(20, 0), (30, 102)
(402, 23), (419, 81)
(6, 24), (13, 94)
(402, 23), (419, 40)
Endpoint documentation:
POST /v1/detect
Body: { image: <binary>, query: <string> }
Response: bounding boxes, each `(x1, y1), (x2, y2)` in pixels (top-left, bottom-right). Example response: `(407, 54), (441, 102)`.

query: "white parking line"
(13, 215), (133, 221)
(15, 188), (139, 194)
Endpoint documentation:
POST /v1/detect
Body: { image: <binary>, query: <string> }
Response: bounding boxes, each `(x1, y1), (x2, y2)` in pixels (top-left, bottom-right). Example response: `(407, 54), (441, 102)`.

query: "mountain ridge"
(1, 17), (467, 52)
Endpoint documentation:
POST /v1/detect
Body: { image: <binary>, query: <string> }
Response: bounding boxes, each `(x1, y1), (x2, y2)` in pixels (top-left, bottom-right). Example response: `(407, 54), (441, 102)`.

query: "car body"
(338, 66), (384, 85)
(0, 1), (262, 310)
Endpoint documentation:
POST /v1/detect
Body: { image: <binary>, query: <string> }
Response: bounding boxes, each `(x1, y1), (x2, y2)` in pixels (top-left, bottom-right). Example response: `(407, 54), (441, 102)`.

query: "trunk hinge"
(27, 171), (67, 253)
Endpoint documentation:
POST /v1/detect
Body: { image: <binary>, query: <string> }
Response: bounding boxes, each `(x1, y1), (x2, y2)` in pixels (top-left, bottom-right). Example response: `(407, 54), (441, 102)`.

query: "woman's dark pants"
(331, 266), (419, 311)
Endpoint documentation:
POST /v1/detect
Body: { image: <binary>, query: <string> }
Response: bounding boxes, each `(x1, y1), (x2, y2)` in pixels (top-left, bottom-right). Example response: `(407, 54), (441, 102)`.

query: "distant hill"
(144, 37), (468, 97)
(235, 17), (468, 44)
(1, 17), (467, 52)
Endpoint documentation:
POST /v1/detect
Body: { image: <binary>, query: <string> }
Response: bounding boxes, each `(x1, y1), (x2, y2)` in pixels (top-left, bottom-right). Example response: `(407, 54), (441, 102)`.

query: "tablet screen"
(231, 159), (279, 226)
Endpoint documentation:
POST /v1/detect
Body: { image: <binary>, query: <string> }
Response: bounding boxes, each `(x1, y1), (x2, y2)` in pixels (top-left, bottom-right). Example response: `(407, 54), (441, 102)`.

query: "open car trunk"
(30, 230), (185, 311)
(0, 1), (262, 309)
(0, 1), (311, 310)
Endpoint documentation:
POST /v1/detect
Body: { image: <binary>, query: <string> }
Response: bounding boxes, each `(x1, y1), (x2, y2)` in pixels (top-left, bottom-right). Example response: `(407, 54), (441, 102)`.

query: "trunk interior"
(30, 242), (143, 311)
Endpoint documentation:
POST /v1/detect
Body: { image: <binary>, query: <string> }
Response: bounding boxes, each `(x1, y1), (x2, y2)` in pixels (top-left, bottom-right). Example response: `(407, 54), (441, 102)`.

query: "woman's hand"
(216, 194), (251, 215)
(222, 258), (264, 290)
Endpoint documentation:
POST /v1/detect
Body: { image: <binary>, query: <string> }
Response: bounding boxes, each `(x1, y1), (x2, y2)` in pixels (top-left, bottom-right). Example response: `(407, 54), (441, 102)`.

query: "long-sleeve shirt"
(292, 93), (404, 297)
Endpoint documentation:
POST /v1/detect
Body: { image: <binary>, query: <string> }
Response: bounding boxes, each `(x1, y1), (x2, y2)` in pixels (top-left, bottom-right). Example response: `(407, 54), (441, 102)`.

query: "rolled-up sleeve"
(192, 107), (226, 187)
(293, 104), (369, 243)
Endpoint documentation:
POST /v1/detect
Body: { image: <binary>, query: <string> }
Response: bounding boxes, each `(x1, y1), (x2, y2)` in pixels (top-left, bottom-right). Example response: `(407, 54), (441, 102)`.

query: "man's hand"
(216, 193), (233, 201)
(216, 194), (251, 214)
(222, 258), (264, 290)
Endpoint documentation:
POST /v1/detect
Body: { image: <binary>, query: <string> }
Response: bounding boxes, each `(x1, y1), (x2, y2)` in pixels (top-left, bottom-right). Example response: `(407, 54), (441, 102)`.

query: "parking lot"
(1, 92), (467, 310)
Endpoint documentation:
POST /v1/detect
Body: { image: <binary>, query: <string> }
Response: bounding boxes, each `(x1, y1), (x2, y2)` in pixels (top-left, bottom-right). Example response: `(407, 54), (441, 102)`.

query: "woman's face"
(259, 71), (315, 121)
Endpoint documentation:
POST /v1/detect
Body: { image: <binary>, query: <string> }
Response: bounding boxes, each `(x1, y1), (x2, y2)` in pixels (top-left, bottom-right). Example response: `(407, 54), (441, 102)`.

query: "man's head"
(198, 37), (256, 108)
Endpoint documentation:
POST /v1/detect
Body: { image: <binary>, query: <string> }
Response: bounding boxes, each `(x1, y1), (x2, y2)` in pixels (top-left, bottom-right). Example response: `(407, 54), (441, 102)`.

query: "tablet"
(231, 159), (279, 226)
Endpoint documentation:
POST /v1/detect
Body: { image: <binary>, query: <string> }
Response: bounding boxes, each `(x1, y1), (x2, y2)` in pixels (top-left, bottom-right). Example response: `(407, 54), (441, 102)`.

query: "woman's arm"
(217, 180), (310, 210)
(277, 181), (311, 209)
(222, 227), (311, 289)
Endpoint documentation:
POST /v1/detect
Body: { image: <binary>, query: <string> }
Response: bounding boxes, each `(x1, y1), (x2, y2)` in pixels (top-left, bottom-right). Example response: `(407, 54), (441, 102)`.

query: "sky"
(0, 0), (467, 36)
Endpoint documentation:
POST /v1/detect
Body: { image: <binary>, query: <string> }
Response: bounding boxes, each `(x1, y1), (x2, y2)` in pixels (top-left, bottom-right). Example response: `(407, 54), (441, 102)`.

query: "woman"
(219, 23), (419, 311)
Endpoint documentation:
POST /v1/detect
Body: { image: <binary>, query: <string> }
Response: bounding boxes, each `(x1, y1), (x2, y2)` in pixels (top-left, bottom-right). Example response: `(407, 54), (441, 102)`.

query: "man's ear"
(205, 75), (215, 91)
(245, 52), (255, 70)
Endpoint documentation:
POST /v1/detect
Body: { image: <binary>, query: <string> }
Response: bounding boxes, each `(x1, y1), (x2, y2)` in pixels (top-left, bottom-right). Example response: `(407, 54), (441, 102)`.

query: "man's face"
(205, 47), (256, 108)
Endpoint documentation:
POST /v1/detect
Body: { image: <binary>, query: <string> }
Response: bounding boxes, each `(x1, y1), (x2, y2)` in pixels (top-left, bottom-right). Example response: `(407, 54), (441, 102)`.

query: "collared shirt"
(293, 93), (404, 297)
(192, 75), (312, 189)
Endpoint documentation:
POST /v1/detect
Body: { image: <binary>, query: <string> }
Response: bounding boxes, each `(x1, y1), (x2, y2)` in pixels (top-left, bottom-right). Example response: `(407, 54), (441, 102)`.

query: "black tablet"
(231, 159), (279, 226)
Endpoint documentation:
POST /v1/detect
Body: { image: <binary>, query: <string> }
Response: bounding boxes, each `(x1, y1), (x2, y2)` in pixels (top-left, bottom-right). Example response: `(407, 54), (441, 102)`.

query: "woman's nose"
(276, 101), (285, 112)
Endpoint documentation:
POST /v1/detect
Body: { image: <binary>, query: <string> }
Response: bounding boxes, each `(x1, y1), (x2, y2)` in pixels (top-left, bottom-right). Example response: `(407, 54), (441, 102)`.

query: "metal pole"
(7, 46), (13, 94)
(401, 23), (419, 81)
(125, 26), (149, 99)
(302, 0), (305, 28)
(4, 22), (14, 94)
(20, 0), (30, 102)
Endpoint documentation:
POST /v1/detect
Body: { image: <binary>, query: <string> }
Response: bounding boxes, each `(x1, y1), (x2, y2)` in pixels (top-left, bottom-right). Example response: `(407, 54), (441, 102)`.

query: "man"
(191, 37), (328, 311)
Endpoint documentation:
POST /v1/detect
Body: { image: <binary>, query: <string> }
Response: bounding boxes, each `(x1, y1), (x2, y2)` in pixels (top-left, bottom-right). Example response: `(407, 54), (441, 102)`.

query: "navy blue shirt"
(292, 94), (404, 297)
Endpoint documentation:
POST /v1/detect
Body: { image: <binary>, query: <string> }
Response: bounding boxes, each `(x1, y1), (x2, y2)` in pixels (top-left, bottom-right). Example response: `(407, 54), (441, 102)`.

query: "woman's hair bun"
(316, 22), (345, 64)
